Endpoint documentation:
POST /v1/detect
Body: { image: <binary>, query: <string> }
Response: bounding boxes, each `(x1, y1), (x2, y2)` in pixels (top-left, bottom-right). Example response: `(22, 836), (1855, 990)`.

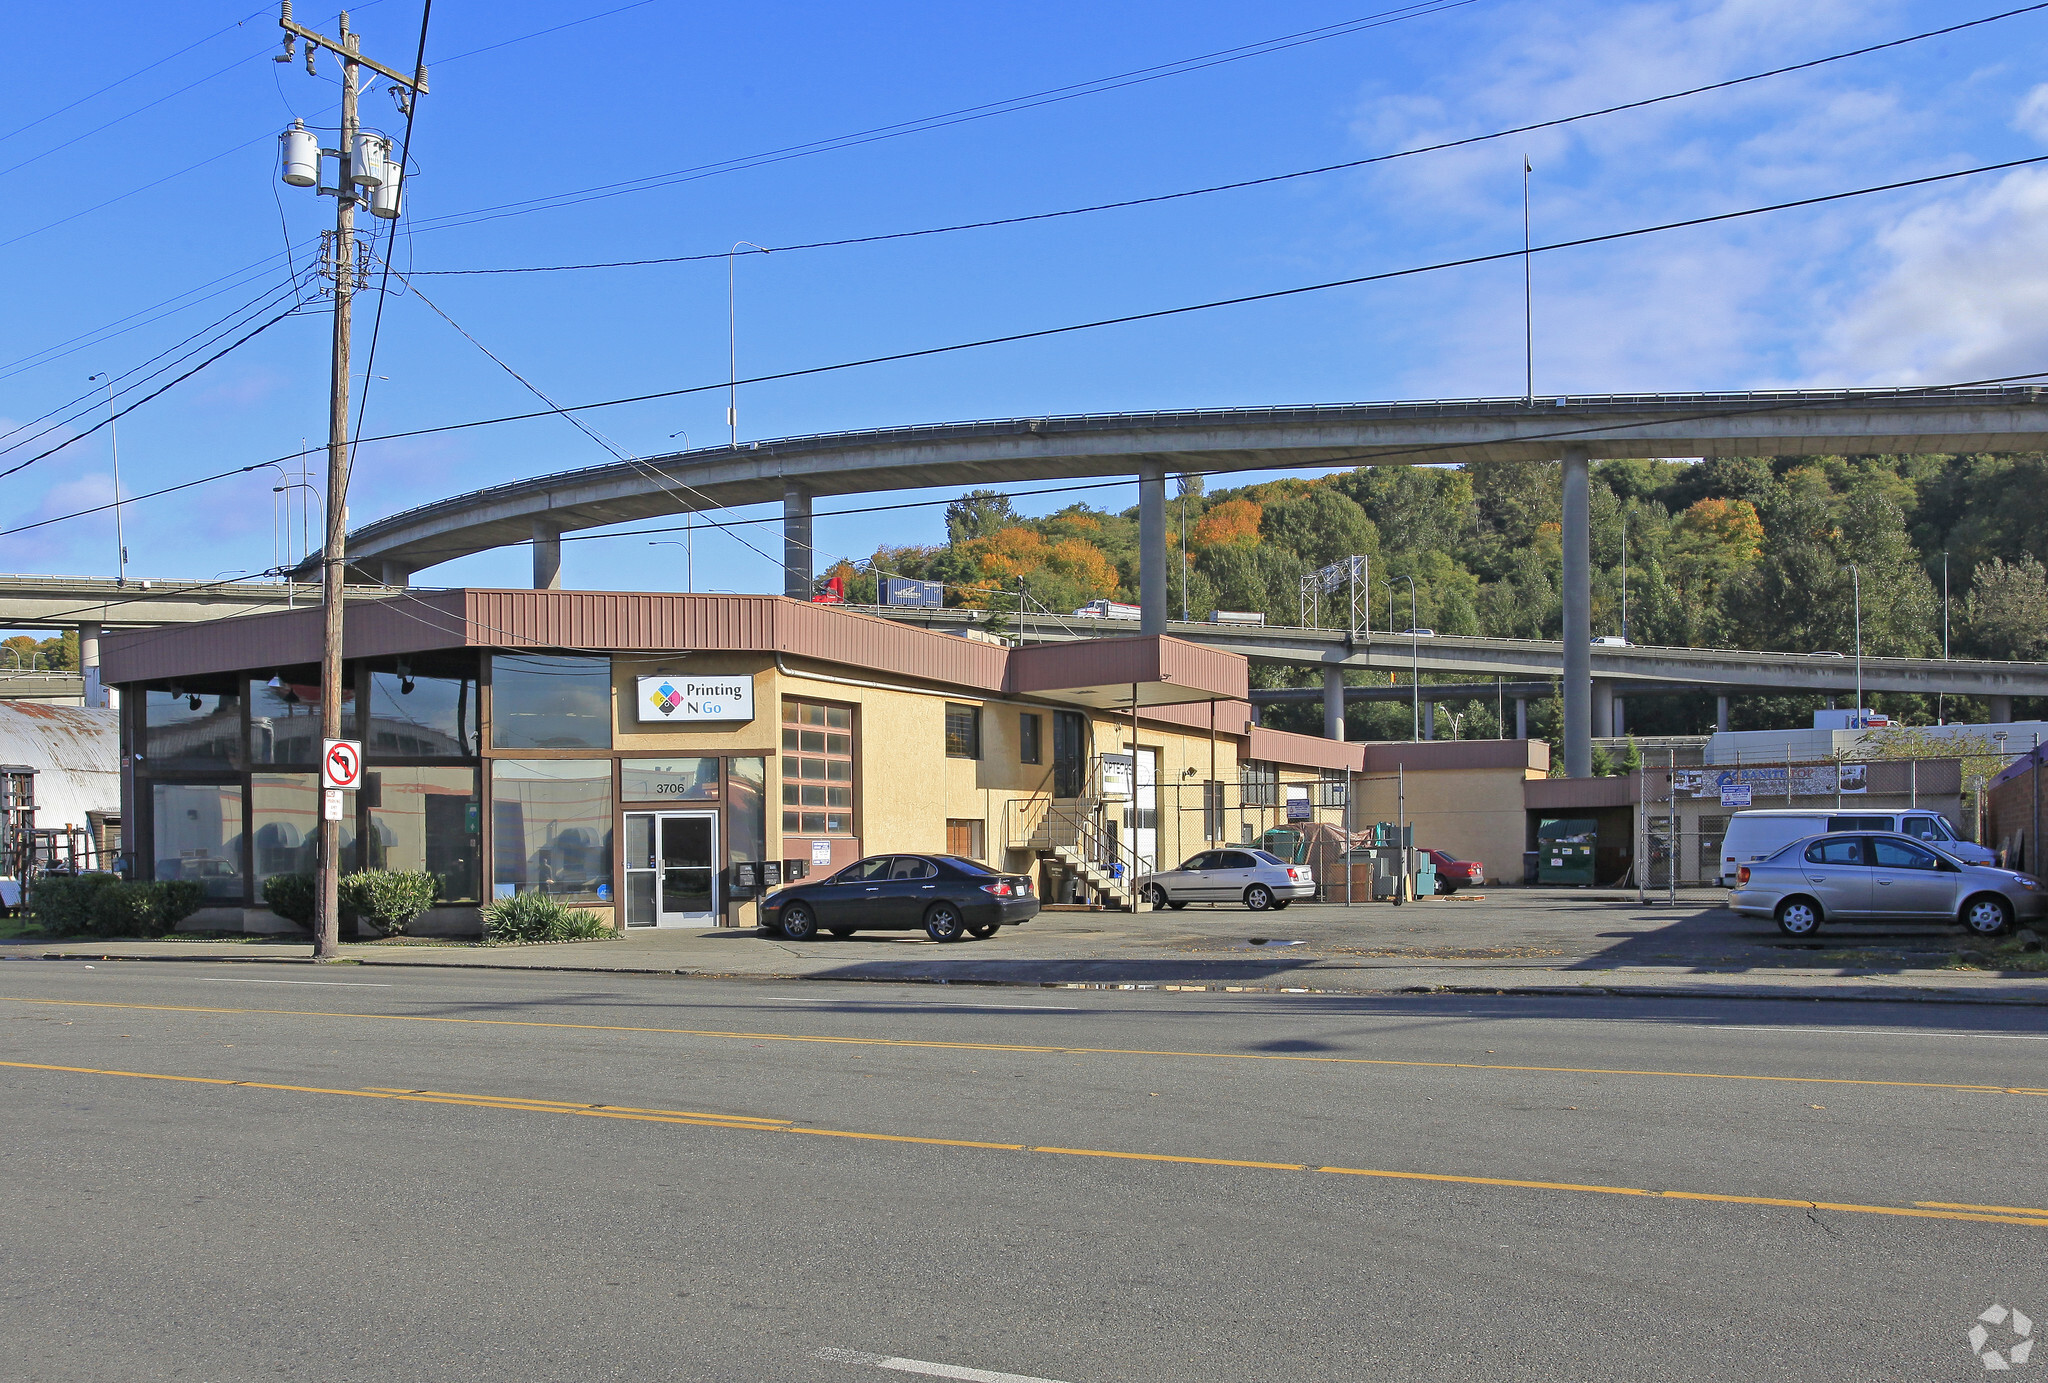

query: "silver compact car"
(1138, 848), (1314, 911)
(1727, 830), (2046, 937)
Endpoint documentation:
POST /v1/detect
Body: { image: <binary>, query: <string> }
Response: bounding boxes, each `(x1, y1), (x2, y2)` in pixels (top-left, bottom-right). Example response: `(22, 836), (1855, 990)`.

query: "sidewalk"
(7, 894), (2047, 1005)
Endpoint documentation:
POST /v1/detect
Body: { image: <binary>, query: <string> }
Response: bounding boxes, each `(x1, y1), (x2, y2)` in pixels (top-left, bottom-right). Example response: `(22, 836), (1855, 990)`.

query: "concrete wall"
(1353, 765), (1539, 885)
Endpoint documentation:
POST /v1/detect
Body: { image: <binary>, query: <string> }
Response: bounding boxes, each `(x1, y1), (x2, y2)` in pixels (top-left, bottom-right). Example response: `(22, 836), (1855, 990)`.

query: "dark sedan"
(759, 853), (1039, 942)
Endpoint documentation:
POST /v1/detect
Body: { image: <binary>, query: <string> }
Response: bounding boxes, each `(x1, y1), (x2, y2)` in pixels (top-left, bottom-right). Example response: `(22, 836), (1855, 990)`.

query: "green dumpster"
(1261, 828), (1304, 863)
(1536, 818), (1597, 886)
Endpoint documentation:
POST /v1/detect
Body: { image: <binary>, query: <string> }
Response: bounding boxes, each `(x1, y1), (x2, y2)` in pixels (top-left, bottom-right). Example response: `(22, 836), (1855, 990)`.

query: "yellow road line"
(358, 1086), (790, 1123)
(3, 994), (2039, 1099)
(1917, 1201), (2048, 1216)
(4, 1056), (2044, 1232)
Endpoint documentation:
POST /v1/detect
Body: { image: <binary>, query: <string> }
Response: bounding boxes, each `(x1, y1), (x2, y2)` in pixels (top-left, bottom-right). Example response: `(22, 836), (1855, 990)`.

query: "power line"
(0, 5), (272, 147)
(395, 0), (1480, 238)
(11, 153), (2048, 544)
(410, 1), (2048, 277)
(354, 154), (2048, 450)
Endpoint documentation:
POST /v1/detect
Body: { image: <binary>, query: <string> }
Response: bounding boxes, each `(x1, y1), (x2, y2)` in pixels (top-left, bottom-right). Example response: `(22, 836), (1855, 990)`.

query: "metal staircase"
(1006, 786), (1141, 910)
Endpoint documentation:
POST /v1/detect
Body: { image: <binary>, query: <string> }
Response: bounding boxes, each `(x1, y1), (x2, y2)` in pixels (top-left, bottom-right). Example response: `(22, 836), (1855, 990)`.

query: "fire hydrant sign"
(322, 739), (363, 791)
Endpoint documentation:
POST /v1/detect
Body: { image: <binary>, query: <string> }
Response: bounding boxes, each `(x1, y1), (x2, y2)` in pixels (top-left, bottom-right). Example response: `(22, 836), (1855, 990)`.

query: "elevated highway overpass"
(333, 384), (2048, 774)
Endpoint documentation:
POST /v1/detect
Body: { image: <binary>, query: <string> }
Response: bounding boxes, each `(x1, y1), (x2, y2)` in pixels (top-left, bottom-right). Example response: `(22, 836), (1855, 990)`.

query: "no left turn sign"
(322, 739), (363, 791)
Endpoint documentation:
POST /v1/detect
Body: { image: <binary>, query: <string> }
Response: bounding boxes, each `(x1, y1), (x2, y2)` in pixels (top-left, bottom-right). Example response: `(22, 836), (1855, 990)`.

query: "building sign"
(1286, 796), (1313, 822)
(811, 839), (832, 866)
(636, 674), (755, 724)
(1719, 783), (1752, 808)
(620, 757), (720, 801)
(1100, 754), (1133, 799)
(1676, 765), (1866, 799)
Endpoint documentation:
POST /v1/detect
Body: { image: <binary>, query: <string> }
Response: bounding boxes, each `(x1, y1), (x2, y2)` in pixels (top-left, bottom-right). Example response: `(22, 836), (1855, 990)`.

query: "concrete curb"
(12, 948), (2048, 1007)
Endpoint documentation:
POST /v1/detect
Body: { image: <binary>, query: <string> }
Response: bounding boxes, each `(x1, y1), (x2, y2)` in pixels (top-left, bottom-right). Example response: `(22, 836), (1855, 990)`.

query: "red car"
(1424, 849), (1484, 894)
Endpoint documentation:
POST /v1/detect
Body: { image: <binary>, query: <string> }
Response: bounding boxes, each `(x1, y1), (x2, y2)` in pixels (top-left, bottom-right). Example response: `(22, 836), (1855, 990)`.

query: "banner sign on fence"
(1719, 783), (1752, 808)
(1675, 765), (1866, 799)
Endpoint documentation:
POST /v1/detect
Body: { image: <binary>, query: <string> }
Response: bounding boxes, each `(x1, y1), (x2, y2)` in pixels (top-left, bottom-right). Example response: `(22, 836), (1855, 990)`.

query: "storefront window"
(366, 670), (478, 758)
(145, 688), (242, 770)
(621, 757), (719, 802)
(151, 783), (243, 901)
(248, 677), (351, 764)
(727, 756), (765, 869)
(367, 767), (480, 902)
(491, 759), (613, 902)
(250, 774), (325, 892)
(781, 698), (854, 835)
(489, 654), (612, 749)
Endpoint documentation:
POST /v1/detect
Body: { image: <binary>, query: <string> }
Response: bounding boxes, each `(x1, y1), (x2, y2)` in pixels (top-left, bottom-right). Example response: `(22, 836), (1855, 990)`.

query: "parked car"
(759, 854), (1038, 942)
(1138, 848), (1314, 911)
(1718, 808), (1991, 885)
(1423, 849), (1483, 893)
(1727, 830), (2043, 937)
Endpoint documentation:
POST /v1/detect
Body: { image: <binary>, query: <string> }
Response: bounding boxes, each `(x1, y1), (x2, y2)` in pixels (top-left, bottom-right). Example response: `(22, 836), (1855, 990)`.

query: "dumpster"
(1536, 818), (1597, 886)
(1261, 827), (1304, 863)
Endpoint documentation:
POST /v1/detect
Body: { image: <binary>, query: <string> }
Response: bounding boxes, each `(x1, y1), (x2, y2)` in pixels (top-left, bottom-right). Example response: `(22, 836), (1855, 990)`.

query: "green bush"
(262, 872), (317, 927)
(26, 873), (121, 933)
(22, 875), (199, 938)
(340, 870), (440, 936)
(479, 891), (615, 944)
(89, 881), (164, 937)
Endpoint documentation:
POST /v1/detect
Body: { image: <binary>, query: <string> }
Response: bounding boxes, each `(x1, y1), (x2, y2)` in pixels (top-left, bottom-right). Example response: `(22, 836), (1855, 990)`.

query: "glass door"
(623, 810), (719, 927)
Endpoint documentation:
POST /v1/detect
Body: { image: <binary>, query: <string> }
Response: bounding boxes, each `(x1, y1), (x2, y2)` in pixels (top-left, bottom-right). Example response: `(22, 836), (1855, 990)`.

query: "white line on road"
(764, 997), (1080, 1011)
(202, 978), (395, 988)
(819, 1349), (1073, 1383)
(1682, 1024), (2048, 1041)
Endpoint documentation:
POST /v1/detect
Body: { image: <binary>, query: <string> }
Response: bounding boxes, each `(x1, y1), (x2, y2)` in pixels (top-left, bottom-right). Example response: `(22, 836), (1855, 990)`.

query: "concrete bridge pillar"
(1716, 695), (1730, 733)
(782, 483), (813, 600)
(1591, 678), (1614, 745)
(78, 621), (103, 708)
(1138, 464), (1167, 636)
(1322, 666), (1345, 741)
(532, 520), (563, 590)
(379, 560), (409, 588)
(1561, 445), (1592, 776)
(1423, 701), (1436, 740)
(1514, 696), (1527, 740)
(1991, 694), (2015, 724)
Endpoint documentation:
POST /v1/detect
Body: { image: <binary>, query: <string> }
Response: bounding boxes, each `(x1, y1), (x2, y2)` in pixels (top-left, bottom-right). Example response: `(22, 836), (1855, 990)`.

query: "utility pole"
(275, 3), (427, 959)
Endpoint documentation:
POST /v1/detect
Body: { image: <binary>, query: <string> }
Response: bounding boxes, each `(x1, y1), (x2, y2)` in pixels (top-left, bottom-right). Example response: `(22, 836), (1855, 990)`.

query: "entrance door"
(1052, 711), (1087, 799)
(1124, 748), (1157, 877)
(623, 810), (719, 927)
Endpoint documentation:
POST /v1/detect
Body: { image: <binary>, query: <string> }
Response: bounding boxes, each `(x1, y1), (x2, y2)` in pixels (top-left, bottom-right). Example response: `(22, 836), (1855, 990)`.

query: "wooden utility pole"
(275, 5), (427, 958)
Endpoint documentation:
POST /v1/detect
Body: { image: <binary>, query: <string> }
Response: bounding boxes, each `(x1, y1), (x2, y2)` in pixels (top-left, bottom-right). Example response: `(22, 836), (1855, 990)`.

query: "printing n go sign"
(322, 739), (363, 791)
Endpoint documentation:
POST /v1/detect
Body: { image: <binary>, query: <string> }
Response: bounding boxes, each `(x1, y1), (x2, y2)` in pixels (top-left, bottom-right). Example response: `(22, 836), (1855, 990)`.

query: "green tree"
(944, 489), (1019, 544)
(1961, 556), (2048, 659)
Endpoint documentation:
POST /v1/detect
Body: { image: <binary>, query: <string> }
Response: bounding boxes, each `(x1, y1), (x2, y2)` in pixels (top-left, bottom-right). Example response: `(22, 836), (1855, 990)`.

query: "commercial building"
(98, 590), (1544, 932)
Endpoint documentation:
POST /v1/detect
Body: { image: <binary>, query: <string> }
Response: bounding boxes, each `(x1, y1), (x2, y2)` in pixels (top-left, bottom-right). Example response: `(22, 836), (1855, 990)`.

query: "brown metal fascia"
(1247, 725), (1366, 773)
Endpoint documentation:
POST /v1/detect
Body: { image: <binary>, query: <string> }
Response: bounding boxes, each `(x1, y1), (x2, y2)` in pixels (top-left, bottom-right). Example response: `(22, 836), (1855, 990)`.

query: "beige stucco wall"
(1350, 766), (1540, 885)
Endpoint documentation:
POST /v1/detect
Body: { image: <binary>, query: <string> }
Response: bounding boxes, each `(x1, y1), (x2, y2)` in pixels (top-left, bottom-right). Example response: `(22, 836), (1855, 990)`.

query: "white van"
(1717, 808), (1992, 885)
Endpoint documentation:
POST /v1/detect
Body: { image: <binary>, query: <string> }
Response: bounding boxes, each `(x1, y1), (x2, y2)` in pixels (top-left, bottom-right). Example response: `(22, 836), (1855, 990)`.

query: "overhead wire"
(410, 1), (2048, 276)
(11, 156), (2048, 544)
(396, 0), (1481, 237)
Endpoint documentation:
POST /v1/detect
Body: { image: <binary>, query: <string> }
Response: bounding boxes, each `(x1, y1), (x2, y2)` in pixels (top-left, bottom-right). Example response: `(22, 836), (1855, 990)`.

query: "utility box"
(1536, 818), (1598, 886)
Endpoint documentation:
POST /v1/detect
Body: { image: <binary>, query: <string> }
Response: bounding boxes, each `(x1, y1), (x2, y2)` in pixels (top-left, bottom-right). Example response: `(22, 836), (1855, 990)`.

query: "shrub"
(340, 870), (440, 936)
(262, 872), (317, 927)
(89, 881), (164, 937)
(152, 880), (205, 930)
(26, 873), (121, 933)
(479, 891), (615, 944)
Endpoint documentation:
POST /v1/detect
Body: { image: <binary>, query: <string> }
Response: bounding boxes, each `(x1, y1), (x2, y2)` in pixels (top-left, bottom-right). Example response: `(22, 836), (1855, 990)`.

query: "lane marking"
(761, 997), (1083, 1011)
(1668, 1024), (2048, 1042)
(2, 994), (2040, 1099)
(3, 1057), (2045, 1233)
(819, 1349), (1073, 1383)
(204, 978), (394, 988)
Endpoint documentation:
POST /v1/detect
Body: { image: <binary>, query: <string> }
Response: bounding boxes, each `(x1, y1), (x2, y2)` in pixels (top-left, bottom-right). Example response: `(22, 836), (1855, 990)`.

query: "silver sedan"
(1727, 831), (2046, 937)
(1138, 848), (1315, 911)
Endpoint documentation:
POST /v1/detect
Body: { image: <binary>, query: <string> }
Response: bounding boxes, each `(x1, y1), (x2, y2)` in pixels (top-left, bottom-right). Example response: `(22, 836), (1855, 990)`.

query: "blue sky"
(4, 0), (2048, 598)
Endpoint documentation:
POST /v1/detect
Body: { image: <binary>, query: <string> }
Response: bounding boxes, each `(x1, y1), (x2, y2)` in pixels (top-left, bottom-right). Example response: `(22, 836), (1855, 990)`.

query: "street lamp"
(728, 242), (770, 447)
(649, 539), (693, 594)
(1850, 562), (1863, 727)
(1619, 506), (1629, 643)
(1385, 577), (1419, 740)
(86, 373), (127, 587)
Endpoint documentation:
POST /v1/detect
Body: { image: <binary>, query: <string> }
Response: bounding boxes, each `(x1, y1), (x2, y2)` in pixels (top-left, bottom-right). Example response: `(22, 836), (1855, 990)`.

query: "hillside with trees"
(825, 452), (2048, 743)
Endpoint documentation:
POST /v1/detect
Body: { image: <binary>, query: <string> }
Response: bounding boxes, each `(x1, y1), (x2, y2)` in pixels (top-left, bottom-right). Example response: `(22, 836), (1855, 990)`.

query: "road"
(2, 961), (2043, 1381)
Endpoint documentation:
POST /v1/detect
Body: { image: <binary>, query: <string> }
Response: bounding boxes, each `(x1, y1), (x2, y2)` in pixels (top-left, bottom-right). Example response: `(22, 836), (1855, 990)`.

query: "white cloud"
(1806, 167), (2048, 385)
(2017, 84), (2048, 143)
